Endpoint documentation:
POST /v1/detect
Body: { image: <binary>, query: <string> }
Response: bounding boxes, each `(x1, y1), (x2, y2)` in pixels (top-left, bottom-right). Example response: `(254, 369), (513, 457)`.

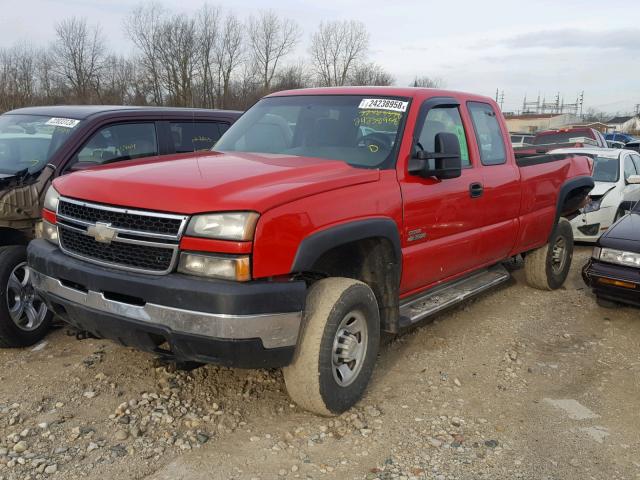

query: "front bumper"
(28, 240), (307, 368)
(570, 208), (613, 242)
(582, 258), (640, 307)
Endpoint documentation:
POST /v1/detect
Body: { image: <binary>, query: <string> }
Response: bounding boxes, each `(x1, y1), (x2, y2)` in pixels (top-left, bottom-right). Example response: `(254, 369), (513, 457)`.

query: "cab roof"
(267, 86), (495, 104)
(4, 105), (242, 121)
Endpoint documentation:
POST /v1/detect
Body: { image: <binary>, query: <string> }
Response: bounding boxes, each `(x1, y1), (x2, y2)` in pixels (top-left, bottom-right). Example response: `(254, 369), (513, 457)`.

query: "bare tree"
(52, 17), (105, 103)
(349, 62), (394, 86)
(124, 3), (165, 104)
(214, 13), (244, 108)
(248, 11), (300, 91)
(272, 62), (310, 91)
(0, 44), (39, 111)
(411, 76), (444, 88)
(196, 4), (221, 108)
(310, 20), (369, 87)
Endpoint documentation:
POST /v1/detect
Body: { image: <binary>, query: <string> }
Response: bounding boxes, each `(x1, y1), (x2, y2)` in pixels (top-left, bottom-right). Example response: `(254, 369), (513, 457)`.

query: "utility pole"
(499, 90), (505, 111)
(635, 103), (640, 116)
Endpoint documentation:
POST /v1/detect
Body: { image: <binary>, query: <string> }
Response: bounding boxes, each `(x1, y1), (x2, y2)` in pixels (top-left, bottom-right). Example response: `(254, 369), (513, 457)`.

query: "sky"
(0, 0), (639, 114)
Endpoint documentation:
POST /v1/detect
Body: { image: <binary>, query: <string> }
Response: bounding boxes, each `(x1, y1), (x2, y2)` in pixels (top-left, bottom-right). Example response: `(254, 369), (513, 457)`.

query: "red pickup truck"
(28, 87), (593, 415)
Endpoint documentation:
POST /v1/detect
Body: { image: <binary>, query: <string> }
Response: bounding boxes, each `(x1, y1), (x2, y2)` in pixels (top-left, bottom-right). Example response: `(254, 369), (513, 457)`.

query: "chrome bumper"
(32, 271), (302, 349)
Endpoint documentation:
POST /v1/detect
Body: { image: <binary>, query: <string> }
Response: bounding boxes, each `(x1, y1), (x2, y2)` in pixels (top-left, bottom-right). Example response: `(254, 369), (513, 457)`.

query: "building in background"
(504, 113), (580, 133)
(606, 115), (640, 134)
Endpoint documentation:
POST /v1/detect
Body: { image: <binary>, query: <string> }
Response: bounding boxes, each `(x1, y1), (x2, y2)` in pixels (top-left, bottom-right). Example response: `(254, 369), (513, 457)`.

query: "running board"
(399, 265), (511, 328)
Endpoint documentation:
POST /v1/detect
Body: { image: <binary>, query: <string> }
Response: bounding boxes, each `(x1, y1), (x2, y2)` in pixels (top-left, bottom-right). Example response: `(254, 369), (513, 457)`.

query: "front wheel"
(0, 246), (53, 347)
(283, 278), (380, 416)
(524, 218), (574, 291)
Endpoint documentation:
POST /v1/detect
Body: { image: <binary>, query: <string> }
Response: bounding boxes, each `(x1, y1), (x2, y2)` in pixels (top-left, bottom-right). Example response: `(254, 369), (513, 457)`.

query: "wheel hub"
(6, 262), (48, 332)
(332, 310), (368, 387)
(551, 237), (567, 274)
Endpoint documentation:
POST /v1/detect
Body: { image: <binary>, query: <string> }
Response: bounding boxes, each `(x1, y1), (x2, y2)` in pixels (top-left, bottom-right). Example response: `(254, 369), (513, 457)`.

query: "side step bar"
(399, 264), (511, 328)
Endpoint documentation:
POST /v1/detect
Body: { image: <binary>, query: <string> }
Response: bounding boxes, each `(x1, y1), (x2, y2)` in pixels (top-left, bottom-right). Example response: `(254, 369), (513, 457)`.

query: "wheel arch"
(0, 227), (29, 247)
(554, 175), (594, 231)
(291, 218), (402, 333)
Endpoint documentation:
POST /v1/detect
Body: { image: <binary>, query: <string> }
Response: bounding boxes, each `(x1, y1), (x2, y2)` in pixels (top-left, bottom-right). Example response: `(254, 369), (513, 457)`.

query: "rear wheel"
(283, 278), (380, 416)
(0, 246), (53, 347)
(525, 218), (574, 291)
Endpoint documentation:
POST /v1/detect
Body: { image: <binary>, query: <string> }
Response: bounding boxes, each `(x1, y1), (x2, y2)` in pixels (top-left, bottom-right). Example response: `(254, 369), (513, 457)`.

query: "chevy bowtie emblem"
(87, 222), (117, 244)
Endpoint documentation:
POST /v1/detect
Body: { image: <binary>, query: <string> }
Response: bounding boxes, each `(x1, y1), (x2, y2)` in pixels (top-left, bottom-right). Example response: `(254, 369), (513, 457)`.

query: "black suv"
(0, 106), (241, 347)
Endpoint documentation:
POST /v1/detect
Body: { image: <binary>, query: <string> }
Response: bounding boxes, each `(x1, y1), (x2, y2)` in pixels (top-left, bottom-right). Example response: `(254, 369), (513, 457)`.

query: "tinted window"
(624, 155), (637, 180)
(73, 123), (157, 167)
(418, 106), (470, 166)
(170, 122), (223, 153)
(467, 102), (506, 165)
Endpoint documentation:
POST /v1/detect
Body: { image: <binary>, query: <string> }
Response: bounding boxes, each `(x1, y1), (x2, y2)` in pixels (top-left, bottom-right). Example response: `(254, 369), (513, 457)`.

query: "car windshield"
(592, 156), (619, 182)
(533, 131), (593, 145)
(0, 114), (82, 175)
(214, 95), (409, 168)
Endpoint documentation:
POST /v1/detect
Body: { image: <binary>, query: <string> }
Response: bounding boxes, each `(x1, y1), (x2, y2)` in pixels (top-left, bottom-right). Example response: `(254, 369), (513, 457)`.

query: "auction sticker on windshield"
(45, 117), (81, 129)
(358, 99), (408, 112)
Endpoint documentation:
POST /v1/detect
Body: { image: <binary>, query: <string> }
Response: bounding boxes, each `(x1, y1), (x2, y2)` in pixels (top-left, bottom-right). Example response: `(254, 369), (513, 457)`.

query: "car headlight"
(44, 185), (60, 212)
(583, 197), (603, 213)
(185, 212), (259, 241)
(178, 253), (250, 281)
(595, 247), (640, 268)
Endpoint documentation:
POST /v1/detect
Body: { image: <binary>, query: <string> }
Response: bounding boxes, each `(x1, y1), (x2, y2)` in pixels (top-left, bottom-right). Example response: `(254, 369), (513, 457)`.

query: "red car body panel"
(50, 87), (593, 299)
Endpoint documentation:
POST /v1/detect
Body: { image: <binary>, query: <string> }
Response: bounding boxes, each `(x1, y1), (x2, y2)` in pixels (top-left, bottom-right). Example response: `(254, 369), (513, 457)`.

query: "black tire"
(524, 218), (574, 291)
(0, 245), (53, 347)
(596, 296), (621, 309)
(283, 278), (380, 416)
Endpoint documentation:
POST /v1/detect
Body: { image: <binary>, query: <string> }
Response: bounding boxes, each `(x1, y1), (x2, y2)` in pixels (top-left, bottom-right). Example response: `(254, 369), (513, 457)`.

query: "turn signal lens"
(178, 253), (250, 281)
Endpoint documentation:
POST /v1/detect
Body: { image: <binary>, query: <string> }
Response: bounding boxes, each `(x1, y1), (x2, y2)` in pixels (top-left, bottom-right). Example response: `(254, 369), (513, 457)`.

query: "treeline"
(0, 3), (443, 112)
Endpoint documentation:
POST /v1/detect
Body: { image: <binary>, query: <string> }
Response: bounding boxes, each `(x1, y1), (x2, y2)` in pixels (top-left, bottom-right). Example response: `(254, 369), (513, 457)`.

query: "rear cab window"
(170, 122), (225, 153)
(467, 102), (507, 166)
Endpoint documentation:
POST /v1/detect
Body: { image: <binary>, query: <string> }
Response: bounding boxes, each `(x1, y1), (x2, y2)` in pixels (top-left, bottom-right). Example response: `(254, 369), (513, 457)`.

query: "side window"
(170, 122), (223, 153)
(417, 106), (470, 166)
(631, 153), (640, 174)
(467, 102), (507, 166)
(72, 123), (157, 167)
(624, 155), (637, 181)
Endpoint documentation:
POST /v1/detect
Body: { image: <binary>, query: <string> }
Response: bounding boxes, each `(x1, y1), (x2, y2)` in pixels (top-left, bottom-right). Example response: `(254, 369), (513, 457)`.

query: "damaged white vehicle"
(551, 147), (640, 242)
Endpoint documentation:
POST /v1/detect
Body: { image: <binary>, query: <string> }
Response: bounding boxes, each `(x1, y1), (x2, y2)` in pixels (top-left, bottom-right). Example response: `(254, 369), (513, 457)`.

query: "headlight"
(583, 197), (603, 213)
(597, 247), (640, 268)
(185, 212), (259, 241)
(44, 185), (60, 212)
(178, 253), (250, 281)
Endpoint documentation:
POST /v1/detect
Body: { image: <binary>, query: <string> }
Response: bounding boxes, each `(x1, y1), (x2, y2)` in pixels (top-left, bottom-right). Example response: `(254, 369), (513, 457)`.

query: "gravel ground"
(0, 246), (639, 480)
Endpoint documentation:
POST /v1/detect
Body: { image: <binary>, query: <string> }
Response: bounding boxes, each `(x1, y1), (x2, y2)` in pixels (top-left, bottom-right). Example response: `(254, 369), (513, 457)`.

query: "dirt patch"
(1, 247), (639, 479)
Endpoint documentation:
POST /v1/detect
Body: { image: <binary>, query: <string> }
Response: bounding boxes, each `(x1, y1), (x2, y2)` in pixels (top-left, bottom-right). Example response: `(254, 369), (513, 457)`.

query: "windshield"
(214, 95), (409, 168)
(533, 131), (594, 145)
(592, 156), (620, 183)
(0, 114), (82, 175)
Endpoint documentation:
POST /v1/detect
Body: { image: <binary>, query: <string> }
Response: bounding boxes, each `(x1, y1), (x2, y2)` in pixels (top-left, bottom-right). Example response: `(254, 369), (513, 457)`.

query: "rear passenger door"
(167, 121), (227, 153)
(622, 153), (640, 210)
(466, 102), (521, 264)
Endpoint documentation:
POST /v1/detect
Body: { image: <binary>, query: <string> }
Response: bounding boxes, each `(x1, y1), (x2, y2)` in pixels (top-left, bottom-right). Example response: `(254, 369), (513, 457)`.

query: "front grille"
(58, 200), (183, 236)
(59, 227), (174, 272)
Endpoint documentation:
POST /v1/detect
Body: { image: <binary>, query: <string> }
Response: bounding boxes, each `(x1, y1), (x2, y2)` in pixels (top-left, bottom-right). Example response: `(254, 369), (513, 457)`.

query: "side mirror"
(408, 132), (462, 180)
(627, 174), (640, 185)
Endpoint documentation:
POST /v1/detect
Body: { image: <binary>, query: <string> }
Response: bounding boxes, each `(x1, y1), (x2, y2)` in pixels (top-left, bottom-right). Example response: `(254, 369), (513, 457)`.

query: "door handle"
(469, 182), (484, 198)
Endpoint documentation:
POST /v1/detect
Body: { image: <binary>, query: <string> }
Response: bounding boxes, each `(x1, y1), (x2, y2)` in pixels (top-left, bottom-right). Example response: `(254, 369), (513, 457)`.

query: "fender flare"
(554, 175), (594, 229)
(290, 218), (402, 273)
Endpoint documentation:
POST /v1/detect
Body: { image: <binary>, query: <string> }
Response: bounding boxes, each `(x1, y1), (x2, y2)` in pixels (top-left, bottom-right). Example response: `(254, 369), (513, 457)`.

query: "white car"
(550, 147), (640, 242)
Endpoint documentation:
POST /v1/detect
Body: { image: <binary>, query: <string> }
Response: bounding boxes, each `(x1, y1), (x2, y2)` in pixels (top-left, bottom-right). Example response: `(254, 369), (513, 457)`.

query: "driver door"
(400, 98), (485, 294)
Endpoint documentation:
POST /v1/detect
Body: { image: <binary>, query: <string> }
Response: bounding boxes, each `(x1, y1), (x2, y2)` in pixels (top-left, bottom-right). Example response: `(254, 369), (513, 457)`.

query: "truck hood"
(53, 151), (380, 214)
